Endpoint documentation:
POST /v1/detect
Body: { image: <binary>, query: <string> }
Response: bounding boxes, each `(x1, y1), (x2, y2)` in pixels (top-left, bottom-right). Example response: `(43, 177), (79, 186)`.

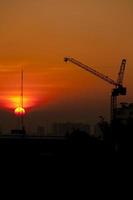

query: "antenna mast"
(21, 68), (24, 130)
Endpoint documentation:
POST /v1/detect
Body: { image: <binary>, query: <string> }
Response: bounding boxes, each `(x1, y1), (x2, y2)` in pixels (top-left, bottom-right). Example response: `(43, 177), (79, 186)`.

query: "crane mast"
(64, 57), (126, 122)
(117, 59), (126, 86)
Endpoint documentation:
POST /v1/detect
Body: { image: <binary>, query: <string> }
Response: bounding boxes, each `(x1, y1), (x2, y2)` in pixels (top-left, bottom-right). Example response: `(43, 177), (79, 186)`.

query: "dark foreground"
(0, 132), (130, 162)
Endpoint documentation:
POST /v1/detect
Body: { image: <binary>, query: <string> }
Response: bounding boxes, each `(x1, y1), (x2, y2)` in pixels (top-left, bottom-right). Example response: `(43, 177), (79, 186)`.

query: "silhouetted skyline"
(0, 0), (133, 131)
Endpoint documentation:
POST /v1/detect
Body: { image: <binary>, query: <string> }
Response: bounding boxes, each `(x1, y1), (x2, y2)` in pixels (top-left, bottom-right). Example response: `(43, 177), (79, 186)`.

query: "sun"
(14, 106), (26, 116)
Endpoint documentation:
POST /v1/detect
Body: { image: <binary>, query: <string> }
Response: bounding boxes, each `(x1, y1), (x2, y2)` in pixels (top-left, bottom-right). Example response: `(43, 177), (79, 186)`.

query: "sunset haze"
(0, 0), (133, 132)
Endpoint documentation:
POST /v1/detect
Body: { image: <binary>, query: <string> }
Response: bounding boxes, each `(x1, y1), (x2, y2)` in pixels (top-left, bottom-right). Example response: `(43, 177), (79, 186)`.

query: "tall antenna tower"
(21, 68), (24, 130)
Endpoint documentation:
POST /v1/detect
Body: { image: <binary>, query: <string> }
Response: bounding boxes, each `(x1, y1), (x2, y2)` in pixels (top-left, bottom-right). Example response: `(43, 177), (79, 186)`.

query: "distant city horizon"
(0, 0), (133, 134)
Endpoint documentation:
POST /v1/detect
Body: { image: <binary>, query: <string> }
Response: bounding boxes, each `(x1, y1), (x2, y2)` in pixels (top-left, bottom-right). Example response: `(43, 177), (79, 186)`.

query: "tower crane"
(64, 57), (126, 122)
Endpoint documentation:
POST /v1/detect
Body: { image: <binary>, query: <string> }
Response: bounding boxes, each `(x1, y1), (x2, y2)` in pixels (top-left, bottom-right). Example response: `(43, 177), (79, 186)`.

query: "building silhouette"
(115, 103), (133, 125)
(37, 126), (46, 136)
(52, 122), (90, 136)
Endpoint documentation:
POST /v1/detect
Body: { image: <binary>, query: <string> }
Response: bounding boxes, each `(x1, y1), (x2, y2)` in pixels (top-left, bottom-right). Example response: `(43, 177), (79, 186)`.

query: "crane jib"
(65, 57), (118, 86)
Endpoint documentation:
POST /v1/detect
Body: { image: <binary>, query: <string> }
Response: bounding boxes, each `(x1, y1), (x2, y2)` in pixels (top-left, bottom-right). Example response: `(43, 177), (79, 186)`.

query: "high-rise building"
(115, 103), (133, 125)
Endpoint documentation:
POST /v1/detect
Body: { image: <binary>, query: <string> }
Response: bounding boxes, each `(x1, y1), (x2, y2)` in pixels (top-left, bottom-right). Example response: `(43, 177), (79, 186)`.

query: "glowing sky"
(0, 0), (133, 132)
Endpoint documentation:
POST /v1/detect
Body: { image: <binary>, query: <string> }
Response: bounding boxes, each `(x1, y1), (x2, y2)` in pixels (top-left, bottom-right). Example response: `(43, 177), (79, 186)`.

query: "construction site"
(0, 56), (132, 160)
(63, 57), (132, 150)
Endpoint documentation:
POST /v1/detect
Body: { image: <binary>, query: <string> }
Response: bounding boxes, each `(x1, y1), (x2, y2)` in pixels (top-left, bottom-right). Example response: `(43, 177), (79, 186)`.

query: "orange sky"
(0, 0), (133, 131)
